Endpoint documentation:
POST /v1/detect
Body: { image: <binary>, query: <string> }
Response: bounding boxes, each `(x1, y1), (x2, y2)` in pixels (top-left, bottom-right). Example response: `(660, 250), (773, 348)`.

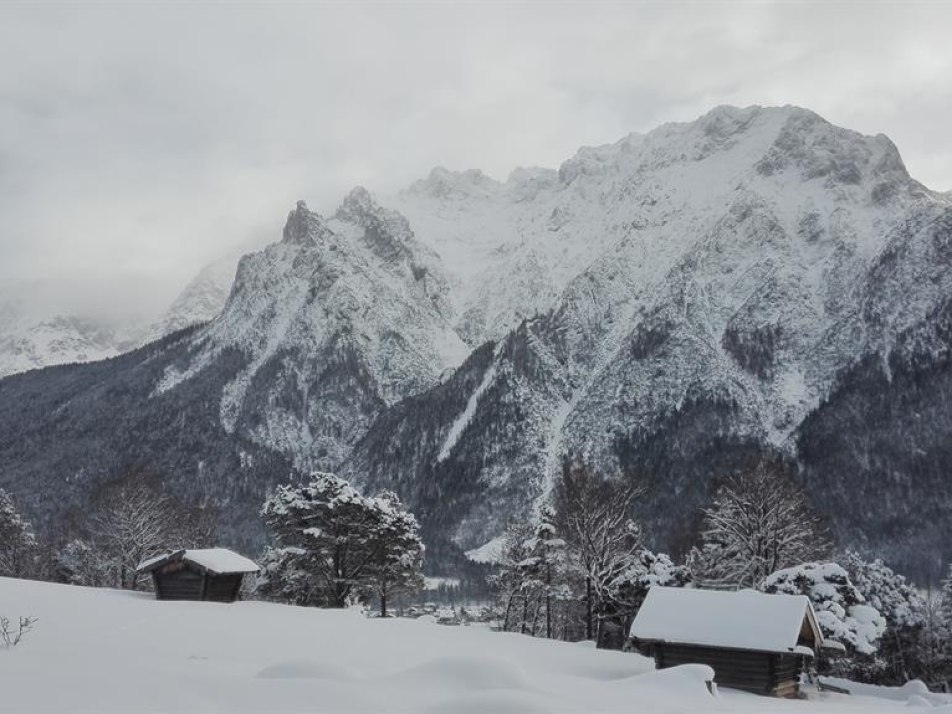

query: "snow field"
(0, 576), (940, 713)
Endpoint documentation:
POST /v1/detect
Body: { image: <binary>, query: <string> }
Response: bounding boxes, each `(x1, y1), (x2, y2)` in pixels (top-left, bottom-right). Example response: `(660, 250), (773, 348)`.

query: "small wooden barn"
(629, 586), (824, 698)
(136, 548), (259, 603)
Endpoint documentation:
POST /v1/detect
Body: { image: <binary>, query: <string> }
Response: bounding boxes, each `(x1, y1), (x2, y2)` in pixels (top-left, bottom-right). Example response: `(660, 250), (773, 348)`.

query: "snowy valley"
(0, 575), (945, 714)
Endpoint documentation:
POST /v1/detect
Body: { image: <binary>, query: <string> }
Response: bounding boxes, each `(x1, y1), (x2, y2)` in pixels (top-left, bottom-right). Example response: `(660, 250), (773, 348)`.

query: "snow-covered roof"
(136, 548), (259, 575)
(630, 586), (823, 655)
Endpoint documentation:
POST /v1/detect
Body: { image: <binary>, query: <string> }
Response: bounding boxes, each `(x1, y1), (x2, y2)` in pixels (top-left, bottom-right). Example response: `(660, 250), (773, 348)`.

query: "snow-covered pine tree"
(526, 508), (568, 639)
(842, 550), (928, 684)
(261, 473), (424, 609)
(0, 489), (36, 578)
(688, 457), (831, 589)
(761, 562), (886, 674)
(552, 458), (643, 643)
(254, 546), (321, 606)
(369, 491), (424, 617)
(604, 549), (692, 646)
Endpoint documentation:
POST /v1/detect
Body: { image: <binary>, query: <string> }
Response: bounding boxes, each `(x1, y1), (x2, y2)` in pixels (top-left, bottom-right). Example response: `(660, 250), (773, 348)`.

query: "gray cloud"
(1, 1), (950, 319)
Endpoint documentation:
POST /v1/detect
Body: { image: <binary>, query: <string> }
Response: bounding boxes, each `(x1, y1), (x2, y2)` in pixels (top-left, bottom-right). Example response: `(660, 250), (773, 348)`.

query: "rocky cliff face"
(154, 190), (469, 471)
(2, 105), (950, 578)
(348, 106), (952, 575)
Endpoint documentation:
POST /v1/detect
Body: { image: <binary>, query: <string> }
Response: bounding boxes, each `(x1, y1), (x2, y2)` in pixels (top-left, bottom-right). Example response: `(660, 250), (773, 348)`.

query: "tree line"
(487, 454), (952, 689)
(0, 468), (424, 617)
(5, 453), (952, 689)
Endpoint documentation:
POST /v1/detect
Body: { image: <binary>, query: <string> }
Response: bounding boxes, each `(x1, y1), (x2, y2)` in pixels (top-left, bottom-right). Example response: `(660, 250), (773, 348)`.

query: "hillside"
(0, 576), (939, 713)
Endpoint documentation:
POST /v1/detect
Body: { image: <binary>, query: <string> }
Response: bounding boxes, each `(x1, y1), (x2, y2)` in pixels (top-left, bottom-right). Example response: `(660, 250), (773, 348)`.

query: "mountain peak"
(336, 185), (377, 222)
(282, 200), (325, 246)
(404, 167), (502, 200)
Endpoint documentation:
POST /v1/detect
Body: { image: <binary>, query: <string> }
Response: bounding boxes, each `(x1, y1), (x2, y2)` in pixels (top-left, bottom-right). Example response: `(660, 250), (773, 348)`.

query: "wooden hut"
(136, 548), (259, 603)
(629, 586), (824, 698)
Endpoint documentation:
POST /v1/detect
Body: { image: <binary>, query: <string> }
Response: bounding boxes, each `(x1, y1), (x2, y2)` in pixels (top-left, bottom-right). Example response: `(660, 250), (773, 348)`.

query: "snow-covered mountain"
(2, 105), (951, 577)
(0, 248), (242, 379)
(347, 105), (952, 574)
(0, 293), (144, 378)
(154, 191), (469, 470)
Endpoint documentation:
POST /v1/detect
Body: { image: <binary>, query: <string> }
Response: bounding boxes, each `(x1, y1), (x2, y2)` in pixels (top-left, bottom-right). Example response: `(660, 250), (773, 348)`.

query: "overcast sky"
(2, 1), (951, 320)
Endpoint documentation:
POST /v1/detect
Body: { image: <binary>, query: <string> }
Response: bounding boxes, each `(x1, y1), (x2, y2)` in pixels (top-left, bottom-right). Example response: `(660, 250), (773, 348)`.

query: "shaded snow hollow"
(0, 577), (941, 713)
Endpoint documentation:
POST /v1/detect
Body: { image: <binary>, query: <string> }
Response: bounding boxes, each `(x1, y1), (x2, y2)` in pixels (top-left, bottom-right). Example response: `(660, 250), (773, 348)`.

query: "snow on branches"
(260, 472), (424, 612)
(0, 489), (36, 578)
(761, 562), (886, 655)
(688, 457), (830, 590)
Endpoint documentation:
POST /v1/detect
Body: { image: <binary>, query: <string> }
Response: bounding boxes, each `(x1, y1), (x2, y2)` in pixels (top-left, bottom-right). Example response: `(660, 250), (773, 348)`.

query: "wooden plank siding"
(647, 643), (806, 697)
(151, 564), (246, 603)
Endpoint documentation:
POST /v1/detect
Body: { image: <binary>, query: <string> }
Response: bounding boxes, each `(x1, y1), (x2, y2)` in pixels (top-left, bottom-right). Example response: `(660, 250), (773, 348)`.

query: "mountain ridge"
(2, 104), (951, 578)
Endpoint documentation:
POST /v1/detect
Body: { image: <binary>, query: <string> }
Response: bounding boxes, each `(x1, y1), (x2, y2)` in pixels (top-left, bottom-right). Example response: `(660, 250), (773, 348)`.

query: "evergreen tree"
(255, 546), (321, 606)
(490, 509), (568, 638)
(260, 473), (424, 609)
(761, 562), (886, 669)
(842, 550), (927, 684)
(689, 457), (830, 589)
(0, 489), (36, 578)
(606, 549), (692, 631)
(369, 491), (424, 617)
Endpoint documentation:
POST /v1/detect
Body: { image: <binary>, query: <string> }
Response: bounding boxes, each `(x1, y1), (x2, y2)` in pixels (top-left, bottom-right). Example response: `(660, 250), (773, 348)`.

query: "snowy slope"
(0, 576), (938, 713)
(146, 252), (242, 341)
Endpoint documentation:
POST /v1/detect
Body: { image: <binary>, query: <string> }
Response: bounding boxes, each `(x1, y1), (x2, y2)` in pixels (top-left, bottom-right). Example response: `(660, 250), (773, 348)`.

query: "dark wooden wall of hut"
(644, 642), (805, 697)
(151, 562), (245, 603)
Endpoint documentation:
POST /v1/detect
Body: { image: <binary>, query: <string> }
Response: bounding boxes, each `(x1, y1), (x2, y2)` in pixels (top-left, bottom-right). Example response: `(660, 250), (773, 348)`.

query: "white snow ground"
(0, 576), (943, 713)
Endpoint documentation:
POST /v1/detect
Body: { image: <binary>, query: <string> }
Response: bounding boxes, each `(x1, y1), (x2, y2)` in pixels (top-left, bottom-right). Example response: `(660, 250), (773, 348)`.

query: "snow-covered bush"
(843, 552), (926, 631)
(260, 473), (424, 611)
(760, 562), (886, 657)
(840, 551), (932, 683)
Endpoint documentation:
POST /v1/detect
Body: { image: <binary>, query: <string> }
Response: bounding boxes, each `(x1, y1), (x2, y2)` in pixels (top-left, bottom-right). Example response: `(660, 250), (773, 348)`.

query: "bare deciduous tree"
(688, 456), (831, 589)
(552, 458), (643, 642)
(88, 470), (218, 589)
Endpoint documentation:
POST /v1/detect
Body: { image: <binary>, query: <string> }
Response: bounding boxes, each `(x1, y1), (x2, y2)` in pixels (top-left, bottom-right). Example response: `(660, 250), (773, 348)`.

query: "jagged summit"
(282, 199), (327, 246)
